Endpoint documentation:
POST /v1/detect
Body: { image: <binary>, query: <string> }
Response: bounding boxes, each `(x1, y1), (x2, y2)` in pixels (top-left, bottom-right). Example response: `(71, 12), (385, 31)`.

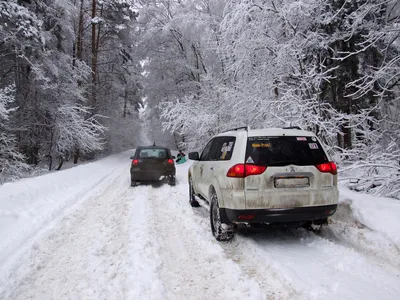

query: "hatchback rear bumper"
(220, 204), (337, 224)
(131, 169), (175, 181)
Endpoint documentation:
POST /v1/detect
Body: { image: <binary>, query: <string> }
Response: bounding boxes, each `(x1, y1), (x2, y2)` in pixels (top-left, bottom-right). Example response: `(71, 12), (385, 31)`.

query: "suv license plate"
(274, 177), (310, 188)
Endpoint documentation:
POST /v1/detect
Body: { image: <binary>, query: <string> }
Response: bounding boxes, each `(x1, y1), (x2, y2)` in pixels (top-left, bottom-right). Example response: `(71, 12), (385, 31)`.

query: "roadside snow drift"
(0, 151), (134, 267)
(339, 186), (400, 247)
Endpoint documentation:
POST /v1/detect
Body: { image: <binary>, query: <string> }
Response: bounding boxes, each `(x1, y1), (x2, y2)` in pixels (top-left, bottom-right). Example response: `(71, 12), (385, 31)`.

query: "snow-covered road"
(1, 152), (399, 299)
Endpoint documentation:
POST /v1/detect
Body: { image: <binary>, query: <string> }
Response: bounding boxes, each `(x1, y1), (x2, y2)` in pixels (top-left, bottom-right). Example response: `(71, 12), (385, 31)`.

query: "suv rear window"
(138, 148), (168, 159)
(245, 136), (328, 166)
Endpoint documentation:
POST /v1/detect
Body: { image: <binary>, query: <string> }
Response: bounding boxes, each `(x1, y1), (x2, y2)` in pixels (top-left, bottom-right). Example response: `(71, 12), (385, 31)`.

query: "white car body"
(189, 127), (339, 227)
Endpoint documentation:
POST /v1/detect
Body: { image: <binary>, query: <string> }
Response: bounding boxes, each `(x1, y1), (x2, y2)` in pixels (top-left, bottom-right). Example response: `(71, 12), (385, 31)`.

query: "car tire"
(168, 176), (176, 186)
(131, 180), (138, 187)
(189, 177), (200, 207)
(210, 190), (234, 241)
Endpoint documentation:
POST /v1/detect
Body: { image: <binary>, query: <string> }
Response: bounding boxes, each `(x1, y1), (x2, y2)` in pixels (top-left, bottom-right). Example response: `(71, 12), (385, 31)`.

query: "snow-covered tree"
(137, 0), (400, 198)
(0, 0), (144, 178)
(136, 0), (227, 149)
(0, 85), (27, 183)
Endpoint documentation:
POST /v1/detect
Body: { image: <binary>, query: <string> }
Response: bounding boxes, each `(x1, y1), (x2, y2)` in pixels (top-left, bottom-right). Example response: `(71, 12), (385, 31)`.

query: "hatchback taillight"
(132, 159), (139, 165)
(167, 159), (174, 164)
(227, 164), (267, 178)
(315, 162), (337, 175)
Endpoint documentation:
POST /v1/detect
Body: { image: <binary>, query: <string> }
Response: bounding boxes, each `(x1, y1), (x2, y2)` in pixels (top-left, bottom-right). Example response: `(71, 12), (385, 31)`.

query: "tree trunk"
(74, 147), (80, 164)
(337, 130), (343, 150)
(91, 0), (97, 107)
(56, 156), (64, 170)
(76, 0), (84, 62)
(173, 132), (179, 149)
(123, 89), (128, 117)
(47, 129), (54, 170)
(48, 155), (53, 171)
(343, 124), (352, 149)
(71, 0), (86, 159)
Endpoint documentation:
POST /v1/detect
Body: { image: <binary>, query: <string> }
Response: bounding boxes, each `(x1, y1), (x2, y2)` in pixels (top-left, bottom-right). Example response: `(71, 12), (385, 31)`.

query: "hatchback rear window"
(139, 148), (168, 159)
(245, 136), (328, 166)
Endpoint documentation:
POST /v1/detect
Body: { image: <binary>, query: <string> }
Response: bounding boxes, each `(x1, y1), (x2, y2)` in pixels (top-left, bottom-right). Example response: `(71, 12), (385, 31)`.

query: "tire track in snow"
(1, 164), (132, 300)
(124, 183), (165, 299)
(189, 204), (294, 299)
(142, 180), (288, 300)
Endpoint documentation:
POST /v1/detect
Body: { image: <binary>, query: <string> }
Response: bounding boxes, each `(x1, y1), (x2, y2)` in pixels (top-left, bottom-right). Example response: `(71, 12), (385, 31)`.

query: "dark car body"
(130, 146), (176, 186)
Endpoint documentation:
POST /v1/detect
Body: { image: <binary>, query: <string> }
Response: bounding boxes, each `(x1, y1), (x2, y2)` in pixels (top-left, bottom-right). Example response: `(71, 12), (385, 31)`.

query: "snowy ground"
(0, 152), (400, 299)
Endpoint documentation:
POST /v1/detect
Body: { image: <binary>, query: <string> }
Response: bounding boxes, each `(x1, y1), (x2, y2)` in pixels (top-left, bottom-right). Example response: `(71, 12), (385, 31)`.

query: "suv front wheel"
(210, 190), (234, 241)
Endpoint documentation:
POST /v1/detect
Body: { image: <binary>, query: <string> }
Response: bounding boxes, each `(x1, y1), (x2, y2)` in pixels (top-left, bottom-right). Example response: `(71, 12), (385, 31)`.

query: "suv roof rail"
(283, 126), (302, 130)
(222, 126), (249, 133)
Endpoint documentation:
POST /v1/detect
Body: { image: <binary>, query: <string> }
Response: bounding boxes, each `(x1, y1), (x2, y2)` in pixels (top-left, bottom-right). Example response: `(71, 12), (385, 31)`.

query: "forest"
(1, 0), (400, 199)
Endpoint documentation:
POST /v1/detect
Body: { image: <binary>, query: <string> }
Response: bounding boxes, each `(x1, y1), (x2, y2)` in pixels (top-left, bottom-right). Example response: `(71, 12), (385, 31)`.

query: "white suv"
(188, 127), (339, 241)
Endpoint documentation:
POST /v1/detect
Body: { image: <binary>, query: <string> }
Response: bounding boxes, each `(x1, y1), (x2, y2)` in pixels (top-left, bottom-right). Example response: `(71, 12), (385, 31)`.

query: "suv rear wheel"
(210, 190), (234, 241)
(189, 177), (200, 207)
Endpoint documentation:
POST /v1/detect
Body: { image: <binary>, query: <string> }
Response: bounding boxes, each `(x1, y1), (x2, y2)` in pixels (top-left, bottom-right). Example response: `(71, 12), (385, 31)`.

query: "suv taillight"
(315, 162), (337, 175)
(167, 159), (174, 164)
(132, 159), (139, 165)
(227, 164), (267, 178)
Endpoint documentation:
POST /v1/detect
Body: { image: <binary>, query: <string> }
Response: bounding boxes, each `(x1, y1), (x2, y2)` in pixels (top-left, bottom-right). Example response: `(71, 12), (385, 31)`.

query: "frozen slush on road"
(0, 152), (399, 299)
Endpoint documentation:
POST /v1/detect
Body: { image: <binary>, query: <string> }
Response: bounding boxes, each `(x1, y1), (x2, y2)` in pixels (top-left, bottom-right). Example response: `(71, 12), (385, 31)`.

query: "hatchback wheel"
(168, 175), (176, 186)
(210, 191), (234, 241)
(189, 177), (200, 207)
(131, 180), (138, 187)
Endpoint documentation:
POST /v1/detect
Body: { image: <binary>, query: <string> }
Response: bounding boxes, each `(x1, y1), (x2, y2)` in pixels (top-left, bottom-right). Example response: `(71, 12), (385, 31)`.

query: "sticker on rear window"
(248, 136), (270, 141)
(252, 143), (271, 148)
(246, 156), (254, 163)
(296, 137), (307, 141)
(227, 141), (234, 151)
(220, 143), (228, 159)
(221, 143), (227, 152)
(309, 143), (318, 149)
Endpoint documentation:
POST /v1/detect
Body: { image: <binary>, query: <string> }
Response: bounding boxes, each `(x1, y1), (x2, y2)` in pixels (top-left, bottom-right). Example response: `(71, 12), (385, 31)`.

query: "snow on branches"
(54, 104), (106, 155)
(140, 0), (400, 199)
(0, 85), (28, 184)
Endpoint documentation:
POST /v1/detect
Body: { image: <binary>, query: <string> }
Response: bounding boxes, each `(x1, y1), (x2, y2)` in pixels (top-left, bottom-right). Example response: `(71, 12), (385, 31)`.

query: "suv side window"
(200, 139), (215, 161)
(208, 137), (225, 161)
(219, 137), (236, 161)
(208, 137), (236, 161)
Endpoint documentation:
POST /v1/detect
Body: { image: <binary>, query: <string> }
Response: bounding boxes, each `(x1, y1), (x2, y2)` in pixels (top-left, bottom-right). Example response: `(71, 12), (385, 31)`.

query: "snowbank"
(0, 151), (133, 267)
(339, 185), (400, 246)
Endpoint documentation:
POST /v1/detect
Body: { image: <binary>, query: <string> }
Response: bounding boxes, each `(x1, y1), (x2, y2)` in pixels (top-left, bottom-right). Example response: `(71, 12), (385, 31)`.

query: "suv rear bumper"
(131, 169), (175, 181)
(220, 204), (337, 224)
